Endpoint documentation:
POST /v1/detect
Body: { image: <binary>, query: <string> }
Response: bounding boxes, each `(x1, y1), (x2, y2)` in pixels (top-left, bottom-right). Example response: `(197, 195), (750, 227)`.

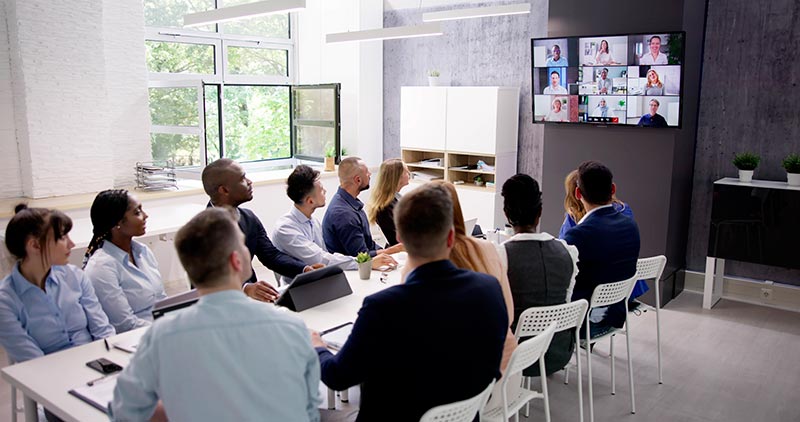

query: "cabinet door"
(445, 88), (498, 155)
(400, 87), (447, 151)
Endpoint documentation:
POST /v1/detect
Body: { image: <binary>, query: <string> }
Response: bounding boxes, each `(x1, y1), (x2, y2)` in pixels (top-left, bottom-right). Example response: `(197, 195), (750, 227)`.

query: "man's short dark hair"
(649, 35), (662, 44)
(550, 71), (559, 77)
(395, 184), (453, 259)
(287, 165), (320, 204)
(175, 208), (241, 288)
(577, 161), (614, 205)
(501, 174), (543, 227)
(201, 158), (235, 198)
(602, 68), (609, 73)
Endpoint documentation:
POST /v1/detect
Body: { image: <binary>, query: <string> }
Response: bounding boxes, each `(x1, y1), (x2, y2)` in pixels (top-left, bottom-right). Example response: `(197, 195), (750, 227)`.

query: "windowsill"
(0, 163), (339, 219)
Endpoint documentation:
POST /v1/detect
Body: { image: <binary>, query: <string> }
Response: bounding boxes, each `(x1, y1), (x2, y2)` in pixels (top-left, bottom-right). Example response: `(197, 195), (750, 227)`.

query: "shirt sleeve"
(376, 206), (398, 246)
(338, 217), (377, 258)
(109, 326), (160, 421)
(85, 260), (150, 333)
(76, 269), (116, 340)
(557, 239), (580, 302)
(0, 295), (45, 363)
(300, 325), (322, 422)
(274, 221), (356, 270)
(250, 215), (307, 278)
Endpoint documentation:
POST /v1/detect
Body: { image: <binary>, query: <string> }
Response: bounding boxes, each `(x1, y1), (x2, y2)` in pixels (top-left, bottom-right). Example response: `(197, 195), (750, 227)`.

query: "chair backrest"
(505, 322), (557, 377)
(636, 255), (667, 282)
(590, 276), (638, 308)
(419, 379), (495, 422)
(514, 299), (589, 339)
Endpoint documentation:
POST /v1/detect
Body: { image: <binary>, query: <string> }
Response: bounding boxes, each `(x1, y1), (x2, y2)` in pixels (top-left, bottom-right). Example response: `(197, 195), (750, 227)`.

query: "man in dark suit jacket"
(202, 158), (322, 302)
(563, 161), (640, 331)
(311, 183), (508, 422)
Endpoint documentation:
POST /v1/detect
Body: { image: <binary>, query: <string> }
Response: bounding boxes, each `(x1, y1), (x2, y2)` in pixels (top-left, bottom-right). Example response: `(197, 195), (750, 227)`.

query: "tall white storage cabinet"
(400, 86), (520, 230)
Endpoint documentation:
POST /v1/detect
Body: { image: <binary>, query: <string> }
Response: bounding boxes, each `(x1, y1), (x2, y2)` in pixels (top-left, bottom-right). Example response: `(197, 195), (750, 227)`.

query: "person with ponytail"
(366, 158), (410, 246)
(0, 205), (114, 364)
(83, 190), (166, 333)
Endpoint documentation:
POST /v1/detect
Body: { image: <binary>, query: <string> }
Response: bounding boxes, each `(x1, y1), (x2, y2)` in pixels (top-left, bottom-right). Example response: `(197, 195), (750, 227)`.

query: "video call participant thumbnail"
(637, 99), (668, 127)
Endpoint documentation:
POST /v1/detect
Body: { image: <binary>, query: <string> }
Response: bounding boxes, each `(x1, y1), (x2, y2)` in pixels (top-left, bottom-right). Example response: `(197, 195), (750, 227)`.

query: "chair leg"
(524, 376), (530, 417)
(11, 385), (17, 422)
(656, 278), (663, 384)
(586, 317), (594, 422)
(327, 388), (336, 410)
(610, 334), (616, 395)
(564, 363), (570, 385)
(340, 388), (349, 403)
(625, 313), (636, 414)
(576, 330), (584, 422)
(540, 358), (551, 422)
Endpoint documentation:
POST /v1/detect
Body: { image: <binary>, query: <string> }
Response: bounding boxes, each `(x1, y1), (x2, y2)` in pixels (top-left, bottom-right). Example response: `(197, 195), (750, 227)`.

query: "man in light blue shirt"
(596, 68), (612, 94)
(274, 165), (397, 284)
(110, 208), (322, 422)
(545, 44), (569, 66)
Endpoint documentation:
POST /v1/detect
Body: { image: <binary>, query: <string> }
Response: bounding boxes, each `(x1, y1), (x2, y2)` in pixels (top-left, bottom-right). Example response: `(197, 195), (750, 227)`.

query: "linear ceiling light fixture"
(183, 0), (306, 28)
(422, 3), (531, 22)
(326, 22), (443, 44)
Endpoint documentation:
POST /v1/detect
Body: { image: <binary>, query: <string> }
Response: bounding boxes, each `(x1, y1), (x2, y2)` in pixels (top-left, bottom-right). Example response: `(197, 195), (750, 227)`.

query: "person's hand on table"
(310, 330), (327, 349)
(379, 242), (405, 256)
(371, 253), (397, 270)
(243, 281), (279, 302)
(303, 263), (325, 272)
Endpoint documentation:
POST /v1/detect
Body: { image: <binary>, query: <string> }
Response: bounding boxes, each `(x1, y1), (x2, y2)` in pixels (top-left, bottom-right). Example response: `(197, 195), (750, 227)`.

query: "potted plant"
(324, 145), (336, 172)
(428, 70), (441, 87)
(783, 153), (800, 186)
(732, 152), (760, 183)
(473, 175), (485, 187)
(356, 252), (371, 280)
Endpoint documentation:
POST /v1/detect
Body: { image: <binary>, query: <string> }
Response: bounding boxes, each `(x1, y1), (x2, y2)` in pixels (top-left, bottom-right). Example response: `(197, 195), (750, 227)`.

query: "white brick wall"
(0, 0), (22, 198)
(2, 0), (151, 199)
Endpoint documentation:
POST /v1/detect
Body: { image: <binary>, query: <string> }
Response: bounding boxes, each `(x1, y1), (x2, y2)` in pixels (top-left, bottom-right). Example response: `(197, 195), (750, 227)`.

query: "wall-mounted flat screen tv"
(531, 32), (685, 128)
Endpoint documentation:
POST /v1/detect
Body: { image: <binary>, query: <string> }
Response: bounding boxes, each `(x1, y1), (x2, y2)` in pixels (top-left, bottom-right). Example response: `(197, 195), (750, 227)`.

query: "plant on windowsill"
(428, 69), (441, 87)
(324, 145), (336, 172)
(356, 252), (372, 280)
(782, 153), (800, 186)
(732, 152), (760, 183)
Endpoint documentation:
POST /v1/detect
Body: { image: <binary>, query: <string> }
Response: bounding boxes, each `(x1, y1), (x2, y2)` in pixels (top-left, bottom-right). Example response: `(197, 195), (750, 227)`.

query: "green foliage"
(428, 70), (440, 77)
(356, 252), (371, 264)
(732, 152), (760, 170)
(783, 154), (800, 173)
(666, 34), (683, 65)
(146, 41), (214, 74)
(325, 145), (336, 158)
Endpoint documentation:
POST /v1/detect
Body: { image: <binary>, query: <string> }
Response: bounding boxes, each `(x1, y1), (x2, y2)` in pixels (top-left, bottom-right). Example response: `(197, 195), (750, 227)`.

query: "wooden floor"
(2, 291), (799, 421)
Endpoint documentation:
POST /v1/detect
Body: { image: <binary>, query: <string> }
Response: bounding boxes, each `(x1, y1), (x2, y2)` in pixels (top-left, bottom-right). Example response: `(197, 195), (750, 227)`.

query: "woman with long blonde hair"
(367, 159), (410, 246)
(644, 69), (664, 95)
(431, 180), (516, 373)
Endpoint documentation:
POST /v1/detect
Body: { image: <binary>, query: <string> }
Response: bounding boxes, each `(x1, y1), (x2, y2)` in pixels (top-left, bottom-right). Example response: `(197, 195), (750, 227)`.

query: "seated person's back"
(313, 184), (507, 422)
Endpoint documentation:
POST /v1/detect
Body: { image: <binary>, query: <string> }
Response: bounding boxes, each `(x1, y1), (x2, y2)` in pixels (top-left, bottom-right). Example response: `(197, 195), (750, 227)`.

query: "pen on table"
(320, 322), (352, 335)
(87, 374), (111, 387)
(104, 338), (110, 352)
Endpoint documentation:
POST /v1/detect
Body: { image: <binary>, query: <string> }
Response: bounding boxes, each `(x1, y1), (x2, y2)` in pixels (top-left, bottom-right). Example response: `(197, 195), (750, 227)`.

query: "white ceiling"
(384, 0), (510, 11)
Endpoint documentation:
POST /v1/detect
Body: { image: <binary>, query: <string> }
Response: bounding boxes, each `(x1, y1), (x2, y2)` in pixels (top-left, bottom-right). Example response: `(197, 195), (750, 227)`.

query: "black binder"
(276, 265), (352, 312)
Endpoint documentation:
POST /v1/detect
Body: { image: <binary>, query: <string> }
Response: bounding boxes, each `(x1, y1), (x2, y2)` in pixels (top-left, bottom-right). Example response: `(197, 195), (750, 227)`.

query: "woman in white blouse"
(83, 190), (166, 332)
(594, 39), (617, 65)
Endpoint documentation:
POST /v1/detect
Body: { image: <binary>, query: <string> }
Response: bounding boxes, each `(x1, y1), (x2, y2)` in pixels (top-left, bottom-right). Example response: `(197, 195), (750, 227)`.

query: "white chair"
(482, 322), (557, 422)
(583, 276), (638, 422)
(516, 300), (589, 422)
(419, 380), (495, 422)
(634, 255), (667, 384)
(5, 355), (22, 422)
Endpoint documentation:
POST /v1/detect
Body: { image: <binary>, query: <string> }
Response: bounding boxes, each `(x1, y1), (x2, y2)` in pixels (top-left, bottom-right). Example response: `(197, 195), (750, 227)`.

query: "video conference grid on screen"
(532, 32), (685, 127)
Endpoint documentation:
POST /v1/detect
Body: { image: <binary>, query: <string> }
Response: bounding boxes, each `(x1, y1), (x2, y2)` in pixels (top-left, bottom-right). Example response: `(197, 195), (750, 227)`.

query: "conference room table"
(0, 261), (406, 422)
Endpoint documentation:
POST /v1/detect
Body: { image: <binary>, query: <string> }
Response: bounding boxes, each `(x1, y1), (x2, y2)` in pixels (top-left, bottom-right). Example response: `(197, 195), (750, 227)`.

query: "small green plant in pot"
(428, 69), (441, 86)
(356, 252), (372, 280)
(324, 145), (336, 172)
(732, 152), (760, 183)
(783, 153), (800, 186)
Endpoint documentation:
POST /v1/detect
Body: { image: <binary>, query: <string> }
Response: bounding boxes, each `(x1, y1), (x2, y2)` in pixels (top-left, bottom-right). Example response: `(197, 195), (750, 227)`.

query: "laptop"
(465, 218), (478, 237)
(152, 289), (200, 319)
(275, 265), (352, 312)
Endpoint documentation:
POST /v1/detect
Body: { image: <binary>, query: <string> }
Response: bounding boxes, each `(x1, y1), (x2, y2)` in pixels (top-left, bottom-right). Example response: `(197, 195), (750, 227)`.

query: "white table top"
(1, 262), (406, 421)
(715, 177), (800, 191)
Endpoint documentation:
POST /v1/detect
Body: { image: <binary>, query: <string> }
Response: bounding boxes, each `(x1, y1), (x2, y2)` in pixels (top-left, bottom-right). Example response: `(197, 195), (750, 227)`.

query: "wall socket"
(761, 288), (774, 300)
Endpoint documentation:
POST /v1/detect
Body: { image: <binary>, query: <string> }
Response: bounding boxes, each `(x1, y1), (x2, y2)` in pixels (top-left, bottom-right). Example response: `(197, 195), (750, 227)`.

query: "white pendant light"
(326, 22), (443, 44)
(422, 3), (530, 22)
(184, 0), (306, 28)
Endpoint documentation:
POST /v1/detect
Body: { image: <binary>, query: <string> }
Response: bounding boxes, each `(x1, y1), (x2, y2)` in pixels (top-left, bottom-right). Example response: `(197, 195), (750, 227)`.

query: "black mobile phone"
(86, 358), (122, 374)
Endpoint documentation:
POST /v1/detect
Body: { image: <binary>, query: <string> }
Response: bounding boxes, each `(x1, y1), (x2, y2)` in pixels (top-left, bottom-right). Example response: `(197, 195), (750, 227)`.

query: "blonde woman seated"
(544, 98), (569, 122)
(644, 69), (664, 95)
(432, 181), (516, 374)
(367, 158), (410, 246)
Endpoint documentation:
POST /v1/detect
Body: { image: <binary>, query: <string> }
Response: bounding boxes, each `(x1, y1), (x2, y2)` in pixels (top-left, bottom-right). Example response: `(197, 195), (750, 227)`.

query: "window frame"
(291, 84), (342, 164)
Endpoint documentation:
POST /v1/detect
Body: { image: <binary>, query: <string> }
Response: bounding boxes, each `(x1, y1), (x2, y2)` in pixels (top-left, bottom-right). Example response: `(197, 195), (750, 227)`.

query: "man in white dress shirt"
(639, 35), (668, 65)
(543, 71), (568, 95)
(273, 165), (397, 284)
(596, 68), (612, 94)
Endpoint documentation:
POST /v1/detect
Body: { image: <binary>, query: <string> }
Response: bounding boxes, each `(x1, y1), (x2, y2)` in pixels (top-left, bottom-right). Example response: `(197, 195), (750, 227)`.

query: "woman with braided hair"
(83, 190), (166, 333)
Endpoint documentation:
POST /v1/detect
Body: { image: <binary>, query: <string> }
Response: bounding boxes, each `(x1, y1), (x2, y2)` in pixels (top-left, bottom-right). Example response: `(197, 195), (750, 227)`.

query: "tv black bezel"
(531, 30), (687, 129)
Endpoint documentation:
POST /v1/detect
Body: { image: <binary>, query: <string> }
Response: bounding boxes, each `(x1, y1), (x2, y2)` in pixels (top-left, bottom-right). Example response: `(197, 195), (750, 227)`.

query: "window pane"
(151, 134), (201, 167)
(146, 41), (215, 74)
(149, 87), (199, 126)
(294, 88), (336, 121)
(227, 47), (288, 76)
(143, 0), (216, 32)
(218, 1), (289, 38)
(295, 126), (335, 159)
(204, 85), (220, 162)
(223, 86), (291, 162)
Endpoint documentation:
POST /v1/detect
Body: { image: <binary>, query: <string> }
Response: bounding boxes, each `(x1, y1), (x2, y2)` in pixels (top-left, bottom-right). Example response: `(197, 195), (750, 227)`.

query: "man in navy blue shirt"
(637, 99), (669, 127)
(312, 183), (508, 422)
(202, 159), (322, 302)
(322, 157), (404, 258)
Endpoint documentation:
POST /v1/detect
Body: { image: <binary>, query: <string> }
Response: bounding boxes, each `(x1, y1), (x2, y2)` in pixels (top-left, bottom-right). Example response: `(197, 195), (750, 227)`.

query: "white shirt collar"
(504, 232), (556, 243)
(578, 204), (614, 225)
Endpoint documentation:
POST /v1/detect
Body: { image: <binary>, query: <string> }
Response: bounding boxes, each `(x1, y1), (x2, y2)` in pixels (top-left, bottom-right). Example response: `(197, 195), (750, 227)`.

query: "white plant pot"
(738, 170), (754, 183)
(357, 261), (371, 280)
(428, 76), (440, 87)
(788, 172), (800, 186)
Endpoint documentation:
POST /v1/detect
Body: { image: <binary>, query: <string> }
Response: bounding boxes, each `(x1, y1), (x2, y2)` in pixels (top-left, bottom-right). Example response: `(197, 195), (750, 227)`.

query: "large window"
(144, 0), (338, 168)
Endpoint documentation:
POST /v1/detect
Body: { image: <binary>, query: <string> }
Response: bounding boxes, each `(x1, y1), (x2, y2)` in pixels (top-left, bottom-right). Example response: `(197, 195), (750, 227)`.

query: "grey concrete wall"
(687, 0), (800, 285)
(383, 0), (548, 180)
